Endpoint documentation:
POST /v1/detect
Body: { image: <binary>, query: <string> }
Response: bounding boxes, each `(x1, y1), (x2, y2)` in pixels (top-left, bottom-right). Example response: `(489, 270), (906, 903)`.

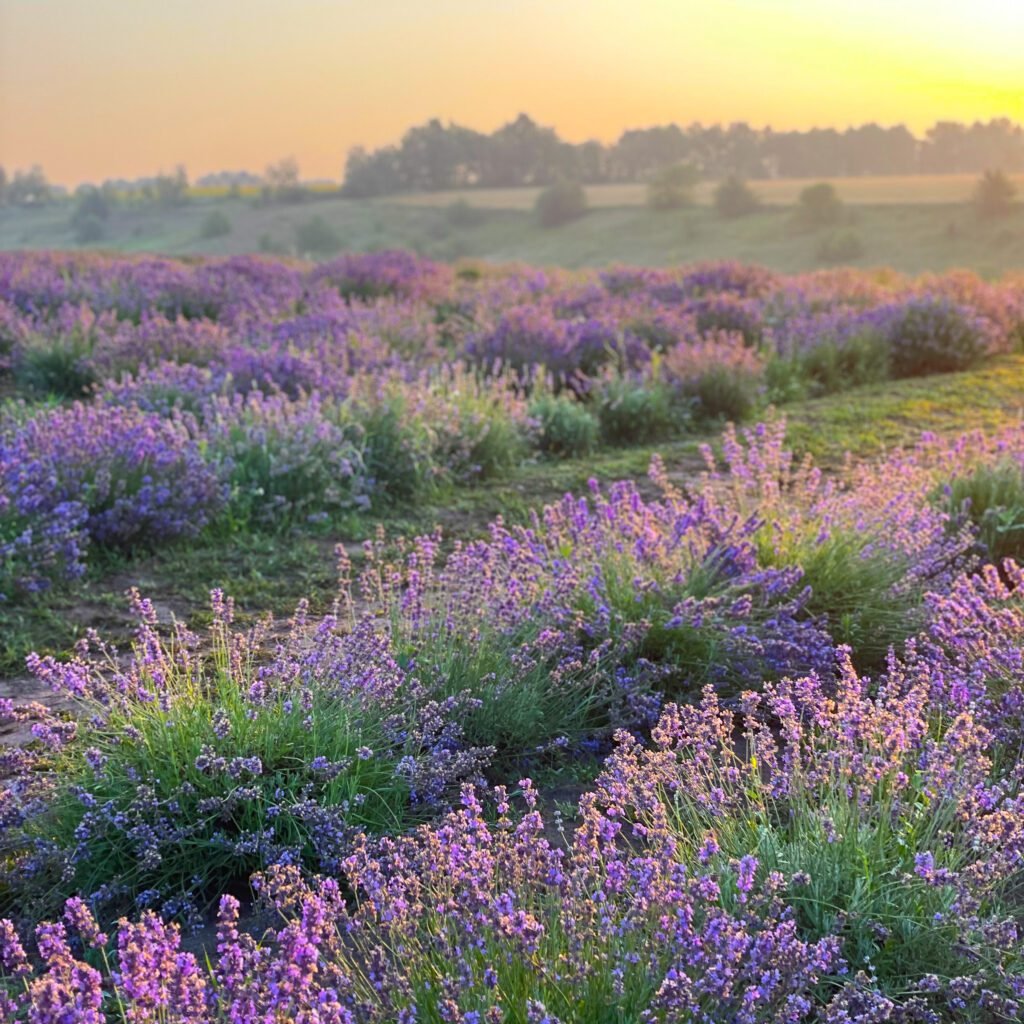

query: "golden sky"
(2, 0), (1022, 186)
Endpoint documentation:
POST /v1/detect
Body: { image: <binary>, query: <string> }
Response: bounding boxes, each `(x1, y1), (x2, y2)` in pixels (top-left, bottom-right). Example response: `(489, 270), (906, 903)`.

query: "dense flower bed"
(2, 252), (1024, 1020)
(2, 252), (1023, 595)
(3, 417), (1024, 1019)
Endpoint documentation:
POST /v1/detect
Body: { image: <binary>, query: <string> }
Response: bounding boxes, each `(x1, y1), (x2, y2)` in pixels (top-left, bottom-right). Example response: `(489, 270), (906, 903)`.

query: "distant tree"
(0, 166), (7, 205)
(154, 166), (189, 207)
(796, 182), (843, 227)
(72, 185), (111, 221)
(295, 216), (341, 256)
(73, 214), (106, 244)
(714, 175), (760, 218)
(647, 163), (699, 210)
(265, 157), (307, 203)
(535, 180), (587, 227)
(70, 186), (111, 243)
(816, 229), (865, 264)
(483, 114), (564, 187)
(8, 165), (52, 206)
(200, 209), (233, 239)
(974, 169), (1017, 220)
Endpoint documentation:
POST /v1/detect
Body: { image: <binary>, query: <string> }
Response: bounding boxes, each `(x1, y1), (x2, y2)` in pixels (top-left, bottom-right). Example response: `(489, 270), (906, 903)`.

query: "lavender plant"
(1, 591), (490, 922)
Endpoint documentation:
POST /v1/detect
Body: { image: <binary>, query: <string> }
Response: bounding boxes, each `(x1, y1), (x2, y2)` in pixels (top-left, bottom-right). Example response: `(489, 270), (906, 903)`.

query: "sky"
(1, 0), (1023, 188)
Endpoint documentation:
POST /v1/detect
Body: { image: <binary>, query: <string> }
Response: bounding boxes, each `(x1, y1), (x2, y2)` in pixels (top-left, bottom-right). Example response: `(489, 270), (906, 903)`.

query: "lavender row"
(3, 421), (1024, 1018)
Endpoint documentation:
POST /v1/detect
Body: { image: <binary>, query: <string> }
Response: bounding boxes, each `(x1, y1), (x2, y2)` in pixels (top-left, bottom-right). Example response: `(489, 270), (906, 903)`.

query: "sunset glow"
(2, 0), (1023, 186)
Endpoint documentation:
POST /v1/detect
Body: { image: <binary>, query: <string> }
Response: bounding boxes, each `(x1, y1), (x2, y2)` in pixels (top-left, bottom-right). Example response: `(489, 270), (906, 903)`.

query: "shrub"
(881, 297), (991, 377)
(662, 335), (763, 422)
(14, 332), (98, 398)
(72, 212), (105, 245)
(595, 372), (681, 444)
(294, 216), (341, 256)
(4, 596), (488, 920)
(603, 667), (1024, 1014)
(935, 459), (1024, 564)
(258, 232), (289, 255)
(529, 392), (599, 457)
(709, 419), (970, 672)
(687, 293), (763, 346)
(199, 209), (232, 239)
(70, 187), (110, 244)
(815, 228), (865, 264)
(445, 198), (486, 227)
(773, 331), (890, 399)
(0, 403), (223, 594)
(713, 175), (760, 218)
(795, 181), (843, 227)
(202, 393), (369, 528)
(419, 366), (531, 482)
(535, 180), (587, 227)
(646, 162), (699, 210)
(974, 168), (1017, 220)
(349, 397), (440, 504)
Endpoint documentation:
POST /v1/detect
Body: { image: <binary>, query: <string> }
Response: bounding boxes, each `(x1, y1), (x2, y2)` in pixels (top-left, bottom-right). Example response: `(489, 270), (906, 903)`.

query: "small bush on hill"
(795, 182), (843, 227)
(713, 175), (760, 218)
(295, 216), (341, 257)
(647, 163), (699, 210)
(536, 180), (587, 227)
(200, 209), (232, 239)
(445, 199), (486, 227)
(974, 169), (1017, 220)
(816, 228), (865, 264)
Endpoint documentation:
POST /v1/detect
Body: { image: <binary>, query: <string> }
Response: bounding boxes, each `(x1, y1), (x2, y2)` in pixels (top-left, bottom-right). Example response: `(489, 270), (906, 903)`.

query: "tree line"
(341, 114), (1024, 197)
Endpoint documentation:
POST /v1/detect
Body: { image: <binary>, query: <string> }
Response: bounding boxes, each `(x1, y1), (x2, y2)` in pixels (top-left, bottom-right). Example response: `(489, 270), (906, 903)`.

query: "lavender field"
(2, 250), (1024, 1021)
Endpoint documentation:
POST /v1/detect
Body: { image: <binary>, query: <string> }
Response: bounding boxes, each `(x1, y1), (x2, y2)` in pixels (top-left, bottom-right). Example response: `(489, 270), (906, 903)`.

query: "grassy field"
(3, 174), (1024, 274)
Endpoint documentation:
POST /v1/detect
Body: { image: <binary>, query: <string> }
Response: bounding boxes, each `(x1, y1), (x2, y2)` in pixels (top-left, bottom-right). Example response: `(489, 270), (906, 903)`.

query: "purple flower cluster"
(0, 403), (223, 594)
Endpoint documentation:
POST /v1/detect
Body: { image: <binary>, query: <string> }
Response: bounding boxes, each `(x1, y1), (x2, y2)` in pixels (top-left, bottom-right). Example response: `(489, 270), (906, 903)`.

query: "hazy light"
(1, 0), (1021, 186)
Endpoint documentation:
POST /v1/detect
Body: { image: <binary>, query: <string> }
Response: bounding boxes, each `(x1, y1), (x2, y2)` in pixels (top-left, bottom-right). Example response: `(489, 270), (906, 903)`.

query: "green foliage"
(258, 232), (289, 255)
(530, 393), (600, 458)
(974, 169), (1017, 220)
(354, 401), (439, 505)
(535, 180), (588, 227)
(935, 459), (1024, 564)
(759, 526), (923, 672)
(200, 209), (232, 239)
(713, 175), (760, 218)
(796, 182), (843, 227)
(816, 228), (865, 264)
(687, 364), (759, 422)
(264, 157), (309, 204)
(72, 213), (105, 245)
(658, 725), (996, 1003)
(14, 333), (98, 398)
(402, 626), (610, 772)
(595, 374), (682, 445)
(445, 199), (487, 227)
(28, 629), (415, 917)
(768, 333), (890, 401)
(295, 216), (342, 256)
(646, 163), (699, 211)
(153, 166), (189, 208)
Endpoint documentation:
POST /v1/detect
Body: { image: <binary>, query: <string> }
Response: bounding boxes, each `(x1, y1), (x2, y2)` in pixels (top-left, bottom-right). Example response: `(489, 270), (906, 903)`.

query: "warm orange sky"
(2, 0), (1023, 187)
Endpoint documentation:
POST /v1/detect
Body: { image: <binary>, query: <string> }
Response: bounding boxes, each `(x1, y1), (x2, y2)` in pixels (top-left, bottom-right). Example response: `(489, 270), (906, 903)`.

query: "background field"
(3, 176), (1024, 275)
